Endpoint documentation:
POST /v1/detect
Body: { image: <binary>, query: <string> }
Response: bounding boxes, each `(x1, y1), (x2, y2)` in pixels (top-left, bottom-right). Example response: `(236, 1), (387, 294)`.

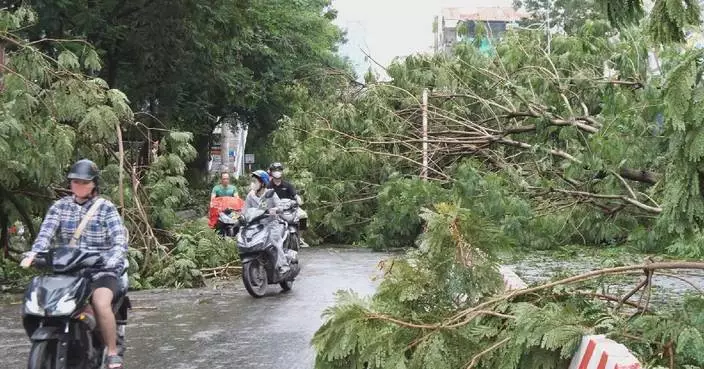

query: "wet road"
(0, 248), (389, 369)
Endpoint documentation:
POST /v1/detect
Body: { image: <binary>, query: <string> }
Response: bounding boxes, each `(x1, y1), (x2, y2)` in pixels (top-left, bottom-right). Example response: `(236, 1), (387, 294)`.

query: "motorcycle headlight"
(24, 291), (45, 316)
(51, 295), (76, 316)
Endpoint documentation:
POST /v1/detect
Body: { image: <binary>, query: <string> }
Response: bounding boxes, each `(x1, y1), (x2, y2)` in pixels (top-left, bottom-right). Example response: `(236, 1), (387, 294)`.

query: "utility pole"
(421, 88), (428, 180)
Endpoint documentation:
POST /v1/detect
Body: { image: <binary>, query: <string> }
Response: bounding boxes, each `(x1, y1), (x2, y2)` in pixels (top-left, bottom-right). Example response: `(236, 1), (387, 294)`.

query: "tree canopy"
(0, 0), (350, 289)
(6, 0), (349, 177)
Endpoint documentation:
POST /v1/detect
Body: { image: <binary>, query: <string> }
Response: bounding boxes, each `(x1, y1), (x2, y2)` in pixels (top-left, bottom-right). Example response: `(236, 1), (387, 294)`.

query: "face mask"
(250, 180), (261, 193)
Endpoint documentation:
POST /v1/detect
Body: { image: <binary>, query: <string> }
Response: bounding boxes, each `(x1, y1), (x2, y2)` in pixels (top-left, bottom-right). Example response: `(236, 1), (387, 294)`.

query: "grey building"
(433, 6), (528, 53)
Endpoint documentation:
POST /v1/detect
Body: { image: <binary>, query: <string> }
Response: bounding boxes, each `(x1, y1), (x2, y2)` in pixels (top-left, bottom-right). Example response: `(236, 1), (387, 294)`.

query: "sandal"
(106, 354), (124, 369)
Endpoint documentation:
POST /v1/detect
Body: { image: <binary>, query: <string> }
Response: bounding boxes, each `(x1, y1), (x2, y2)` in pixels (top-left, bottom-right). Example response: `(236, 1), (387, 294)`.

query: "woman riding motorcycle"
(245, 170), (290, 274)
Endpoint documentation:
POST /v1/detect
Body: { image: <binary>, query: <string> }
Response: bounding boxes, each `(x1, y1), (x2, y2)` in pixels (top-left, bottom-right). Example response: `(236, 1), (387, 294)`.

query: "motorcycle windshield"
(24, 275), (89, 317)
(218, 213), (239, 224)
(242, 208), (267, 223)
(50, 247), (104, 273)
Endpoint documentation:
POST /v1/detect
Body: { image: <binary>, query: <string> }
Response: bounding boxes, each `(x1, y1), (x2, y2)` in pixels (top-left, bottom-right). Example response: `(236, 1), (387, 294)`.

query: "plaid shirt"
(31, 195), (128, 278)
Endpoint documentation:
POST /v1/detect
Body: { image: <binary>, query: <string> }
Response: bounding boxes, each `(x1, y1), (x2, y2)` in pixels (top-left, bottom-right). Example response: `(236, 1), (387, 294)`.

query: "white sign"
(244, 154), (255, 164)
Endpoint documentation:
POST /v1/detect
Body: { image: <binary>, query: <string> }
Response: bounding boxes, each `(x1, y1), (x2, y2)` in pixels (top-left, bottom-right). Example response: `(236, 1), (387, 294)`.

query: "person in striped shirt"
(20, 159), (128, 369)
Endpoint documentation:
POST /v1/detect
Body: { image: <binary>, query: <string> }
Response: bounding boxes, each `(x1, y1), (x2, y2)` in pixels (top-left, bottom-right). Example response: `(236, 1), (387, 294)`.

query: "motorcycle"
(216, 209), (241, 237)
(21, 247), (130, 369)
(278, 198), (304, 251)
(209, 196), (245, 237)
(237, 202), (301, 298)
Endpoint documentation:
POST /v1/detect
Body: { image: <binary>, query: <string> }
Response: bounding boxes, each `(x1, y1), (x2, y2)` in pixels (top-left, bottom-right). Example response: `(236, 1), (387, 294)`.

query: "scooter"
(236, 200), (301, 298)
(278, 198), (308, 251)
(21, 247), (130, 369)
(209, 196), (245, 237)
(216, 209), (241, 237)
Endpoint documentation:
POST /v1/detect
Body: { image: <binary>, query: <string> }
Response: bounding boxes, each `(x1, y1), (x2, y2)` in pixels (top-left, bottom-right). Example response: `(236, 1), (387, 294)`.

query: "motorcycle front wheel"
(242, 259), (268, 298)
(286, 233), (300, 252)
(280, 279), (293, 292)
(27, 341), (55, 369)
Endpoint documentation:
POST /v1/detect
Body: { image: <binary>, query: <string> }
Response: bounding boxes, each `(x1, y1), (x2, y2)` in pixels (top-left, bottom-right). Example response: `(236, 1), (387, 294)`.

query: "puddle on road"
(504, 250), (704, 307)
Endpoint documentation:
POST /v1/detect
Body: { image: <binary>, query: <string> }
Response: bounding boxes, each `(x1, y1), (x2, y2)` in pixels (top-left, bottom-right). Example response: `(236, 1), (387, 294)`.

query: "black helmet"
(269, 162), (284, 172)
(67, 159), (99, 183)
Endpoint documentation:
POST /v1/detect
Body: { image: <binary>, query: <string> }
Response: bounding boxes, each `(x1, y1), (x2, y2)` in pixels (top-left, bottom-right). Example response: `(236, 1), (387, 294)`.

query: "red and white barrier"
(497, 267), (642, 369)
(568, 335), (641, 369)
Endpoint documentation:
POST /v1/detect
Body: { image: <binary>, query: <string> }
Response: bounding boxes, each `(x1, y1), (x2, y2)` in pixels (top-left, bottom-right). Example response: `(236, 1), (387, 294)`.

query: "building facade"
(433, 6), (528, 54)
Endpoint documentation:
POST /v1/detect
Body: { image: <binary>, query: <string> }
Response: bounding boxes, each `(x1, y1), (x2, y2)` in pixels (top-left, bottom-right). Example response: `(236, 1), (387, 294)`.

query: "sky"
(331, 0), (515, 80)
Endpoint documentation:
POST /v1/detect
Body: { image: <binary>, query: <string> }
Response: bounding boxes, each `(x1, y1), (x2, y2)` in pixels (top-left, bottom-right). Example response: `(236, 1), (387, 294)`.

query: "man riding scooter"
(210, 172), (238, 201)
(268, 162), (309, 247)
(20, 159), (128, 369)
(208, 171), (244, 235)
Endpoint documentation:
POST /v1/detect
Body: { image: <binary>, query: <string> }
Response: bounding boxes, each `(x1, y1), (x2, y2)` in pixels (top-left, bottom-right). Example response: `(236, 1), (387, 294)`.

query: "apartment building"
(433, 6), (528, 54)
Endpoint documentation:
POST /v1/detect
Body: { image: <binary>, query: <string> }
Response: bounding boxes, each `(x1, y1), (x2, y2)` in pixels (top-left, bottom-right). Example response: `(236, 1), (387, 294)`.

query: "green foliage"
(1, 8), (131, 193)
(300, 1), (704, 368)
(144, 132), (197, 229)
(591, 0), (702, 44)
(313, 203), (508, 369)
(16, 0), (348, 178)
(656, 48), (704, 257)
(0, 255), (35, 292)
(292, 6), (704, 364)
(515, 0), (605, 34)
(313, 206), (704, 367)
(364, 177), (448, 251)
(595, 0), (645, 28)
(647, 0), (701, 44)
(615, 295), (704, 368)
(128, 220), (239, 289)
(273, 5), (704, 258)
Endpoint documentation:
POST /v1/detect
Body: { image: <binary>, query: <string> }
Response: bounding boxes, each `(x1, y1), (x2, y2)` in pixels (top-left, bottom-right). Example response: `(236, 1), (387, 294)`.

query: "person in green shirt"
(211, 172), (238, 203)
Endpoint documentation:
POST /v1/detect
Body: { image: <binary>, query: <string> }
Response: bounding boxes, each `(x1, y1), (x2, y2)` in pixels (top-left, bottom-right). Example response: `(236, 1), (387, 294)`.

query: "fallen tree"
(271, 2), (704, 368)
(272, 12), (704, 255)
(312, 202), (704, 369)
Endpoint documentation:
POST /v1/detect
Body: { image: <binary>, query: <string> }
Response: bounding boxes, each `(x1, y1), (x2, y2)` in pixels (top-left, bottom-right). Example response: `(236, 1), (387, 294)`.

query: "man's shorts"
(91, 274), (120, 297)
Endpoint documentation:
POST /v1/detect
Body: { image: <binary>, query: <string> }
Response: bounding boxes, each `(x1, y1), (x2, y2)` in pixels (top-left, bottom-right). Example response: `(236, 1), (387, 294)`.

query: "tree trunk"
(0, 187), (37, 241)
(0, 207), (8, 258)
(185, 132), (213, 187)
(105, 49), (118, 88)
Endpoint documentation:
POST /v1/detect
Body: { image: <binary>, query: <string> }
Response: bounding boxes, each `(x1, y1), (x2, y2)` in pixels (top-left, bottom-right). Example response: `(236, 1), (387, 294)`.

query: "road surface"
(0, 247), (389, 369)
